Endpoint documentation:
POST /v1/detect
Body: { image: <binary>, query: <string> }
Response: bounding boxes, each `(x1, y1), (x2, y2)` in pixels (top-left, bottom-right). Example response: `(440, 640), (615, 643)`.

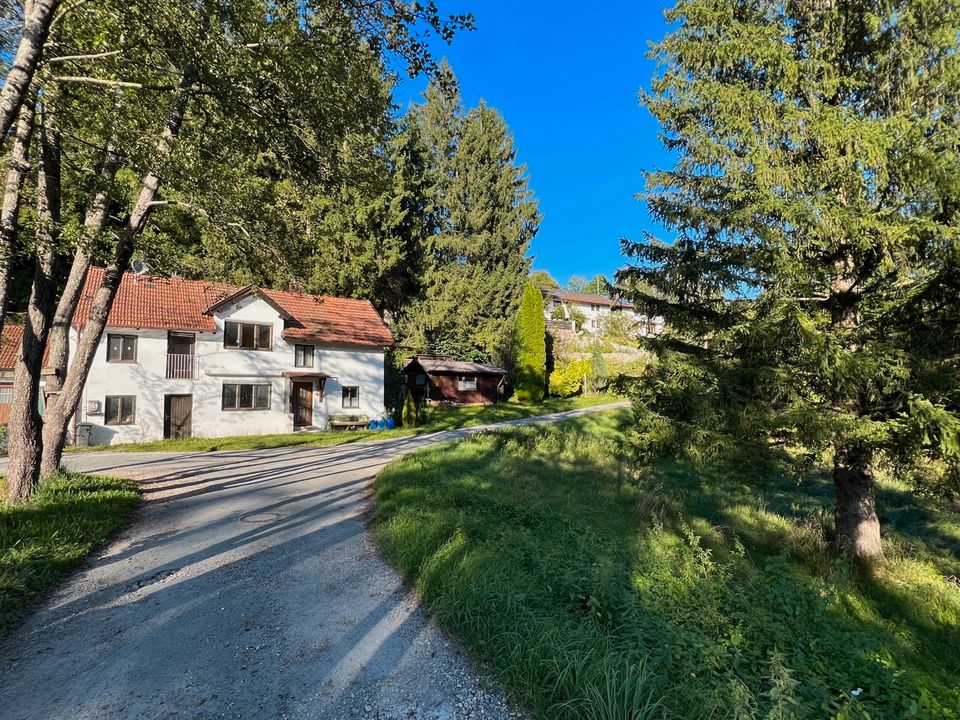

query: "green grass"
(0, 473), (139, 632)
(67, 394), (621, 454)
(372, 411), (960, 720)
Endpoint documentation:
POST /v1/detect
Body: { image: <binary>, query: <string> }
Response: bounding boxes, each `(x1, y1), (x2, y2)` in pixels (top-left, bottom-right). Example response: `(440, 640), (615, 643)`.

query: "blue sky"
(394, 2), (672, 287)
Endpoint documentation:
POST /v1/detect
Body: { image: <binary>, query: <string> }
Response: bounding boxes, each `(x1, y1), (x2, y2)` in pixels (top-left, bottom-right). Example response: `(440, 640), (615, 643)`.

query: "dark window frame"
(294, 344), (315, 368)
(105, 395), (136, 425)
(221, 383), (272, 411)
(223, 321), (273, 351)
(414, 373), (427, 386)
(458, 375), (478, 391)
(341, 386), (360, 409)
(106, 333), (138, 363)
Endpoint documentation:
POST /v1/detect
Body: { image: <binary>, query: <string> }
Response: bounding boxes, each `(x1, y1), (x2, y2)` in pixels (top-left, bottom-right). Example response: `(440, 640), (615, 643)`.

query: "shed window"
(458, 376), (478, 391)
(415, 373), (426, 386)
(106, 334), (137, 362)
(105, 395), (136, 425)
(342, 386), (360, 409)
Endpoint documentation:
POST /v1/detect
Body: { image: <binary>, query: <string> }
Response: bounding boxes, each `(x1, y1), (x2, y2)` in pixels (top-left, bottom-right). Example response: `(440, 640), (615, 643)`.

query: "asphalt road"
(0, 402), (626, 720)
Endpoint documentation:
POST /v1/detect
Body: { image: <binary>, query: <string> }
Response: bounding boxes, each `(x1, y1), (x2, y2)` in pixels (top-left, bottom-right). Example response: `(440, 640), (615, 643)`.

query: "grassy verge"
(372, 411), (960, 719)
(1, 473), (139, 632)
(67, 394), (621, 454)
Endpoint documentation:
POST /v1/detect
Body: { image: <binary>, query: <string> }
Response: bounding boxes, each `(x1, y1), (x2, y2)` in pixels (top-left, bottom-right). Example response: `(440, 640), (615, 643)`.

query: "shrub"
(514, 284), (547, 402)
(401, 391), (417, 428)
(550, 359), (590, 398)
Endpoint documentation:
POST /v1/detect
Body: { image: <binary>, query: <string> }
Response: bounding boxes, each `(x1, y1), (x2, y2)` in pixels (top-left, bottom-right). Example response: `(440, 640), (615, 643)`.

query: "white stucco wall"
(74, 294), (387, 445)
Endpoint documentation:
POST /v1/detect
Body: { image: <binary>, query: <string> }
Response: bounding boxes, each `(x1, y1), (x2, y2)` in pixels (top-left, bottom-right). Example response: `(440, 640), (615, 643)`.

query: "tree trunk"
(0, 0), (60, 141)
(43, 145), (119, 393)
(39, 79), (190, 475)
(0, 94), (37, 338)
(833, 445), (882, 562)
(5, 95), (61, 501)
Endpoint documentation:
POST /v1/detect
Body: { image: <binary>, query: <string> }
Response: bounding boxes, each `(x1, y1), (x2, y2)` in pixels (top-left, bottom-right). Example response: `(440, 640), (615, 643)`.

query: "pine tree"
(398, 65), (541, 362)
(514, 283), (546, 402)
(619, 0), (960, 561)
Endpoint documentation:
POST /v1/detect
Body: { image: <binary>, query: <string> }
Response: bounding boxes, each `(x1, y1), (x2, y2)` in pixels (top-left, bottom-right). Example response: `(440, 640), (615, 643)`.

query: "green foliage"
(550, 359), (590, 398)
(550, 305), (568, 322)
(529, 269), (559, 289)
(589, 342), (609, 393)
(618, 0), (960, 541)
(394, 67), (541, 362)
(599, 312), (638, 346)
(0, 473), (138, 631)
(372, 418), (960, 720)
(569, 308), (587, 331)
(514, 284), (548, 402)
(402, 391), (418, 428)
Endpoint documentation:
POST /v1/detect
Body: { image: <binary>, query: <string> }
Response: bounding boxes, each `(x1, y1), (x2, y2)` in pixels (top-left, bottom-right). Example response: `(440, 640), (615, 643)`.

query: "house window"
(222, 383), (271, 410)
(106, 334), (137, 362)
(342, 386), (360, 409)
(105, 395), (136, 425)
(223, 321), (272, 350)
(295, 344), (314, 368)
(458, 376), (478, 391)
(415, 373), (427, 386)
(0, 387), (11, 404)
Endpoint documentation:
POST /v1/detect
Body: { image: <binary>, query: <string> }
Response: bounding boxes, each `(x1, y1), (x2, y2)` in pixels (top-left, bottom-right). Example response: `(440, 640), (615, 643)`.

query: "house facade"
(540, 287), (665, 337)
(403, 355), (507, 405)
(12, 269), (394, 445)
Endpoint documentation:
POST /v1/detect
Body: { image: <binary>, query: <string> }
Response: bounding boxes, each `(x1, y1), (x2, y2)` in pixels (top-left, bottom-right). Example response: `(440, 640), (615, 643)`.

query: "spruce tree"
(514, 283), (546, 403)
(399, 65), (541, 361)
(619, 0), (960, 561)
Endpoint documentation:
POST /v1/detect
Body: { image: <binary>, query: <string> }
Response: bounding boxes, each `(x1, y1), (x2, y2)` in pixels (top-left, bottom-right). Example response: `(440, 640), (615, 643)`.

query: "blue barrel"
(377, 418), (387, 430)
(385, 418), (395, 430)
(368, 419), (377, 430)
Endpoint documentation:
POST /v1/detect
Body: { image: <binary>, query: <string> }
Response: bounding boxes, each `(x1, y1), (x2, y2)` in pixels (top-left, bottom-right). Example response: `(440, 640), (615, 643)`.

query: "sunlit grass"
(372, 410), (960, 719)
(0, 473), (139, 632)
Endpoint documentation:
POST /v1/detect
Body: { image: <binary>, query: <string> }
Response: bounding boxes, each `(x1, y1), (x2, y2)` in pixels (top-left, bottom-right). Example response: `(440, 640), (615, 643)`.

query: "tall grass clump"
(372, 411), (960, 719)
(1, 473), (138, 631)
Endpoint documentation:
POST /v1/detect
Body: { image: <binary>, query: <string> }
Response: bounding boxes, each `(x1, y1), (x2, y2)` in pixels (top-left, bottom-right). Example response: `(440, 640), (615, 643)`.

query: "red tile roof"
(0, 324), (52, 372)
(0, 324), (23, 370)
(73, 268), (394, 348)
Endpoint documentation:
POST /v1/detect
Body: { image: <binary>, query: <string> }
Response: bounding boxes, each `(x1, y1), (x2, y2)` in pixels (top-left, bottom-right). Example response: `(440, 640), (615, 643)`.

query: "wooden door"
(164, 394), (193, 439)
(292, 381), (313, 427)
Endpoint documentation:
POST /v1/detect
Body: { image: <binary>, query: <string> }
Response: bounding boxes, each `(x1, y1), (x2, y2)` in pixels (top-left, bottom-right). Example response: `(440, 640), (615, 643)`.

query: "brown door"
(164, 394), (193, 439)
(292, 381), (313, 427)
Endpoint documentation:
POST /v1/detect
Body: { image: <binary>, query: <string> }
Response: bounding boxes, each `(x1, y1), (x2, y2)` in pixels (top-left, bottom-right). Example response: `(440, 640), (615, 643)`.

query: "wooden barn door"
(164, 394), (193, 439)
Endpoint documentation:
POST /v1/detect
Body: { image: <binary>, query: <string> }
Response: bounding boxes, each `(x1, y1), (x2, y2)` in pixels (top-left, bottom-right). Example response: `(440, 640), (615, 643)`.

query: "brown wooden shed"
(404, 355), (507, 405)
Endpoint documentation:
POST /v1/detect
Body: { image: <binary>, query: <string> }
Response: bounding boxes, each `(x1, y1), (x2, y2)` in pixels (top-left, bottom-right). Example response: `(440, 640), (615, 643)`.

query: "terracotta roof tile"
(0, 324), (52, 372)
(72, 268), (394, 348)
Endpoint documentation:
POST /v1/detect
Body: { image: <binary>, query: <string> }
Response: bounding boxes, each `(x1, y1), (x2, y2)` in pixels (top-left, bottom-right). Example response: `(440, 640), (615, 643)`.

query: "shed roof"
(406, 356), (507, 376)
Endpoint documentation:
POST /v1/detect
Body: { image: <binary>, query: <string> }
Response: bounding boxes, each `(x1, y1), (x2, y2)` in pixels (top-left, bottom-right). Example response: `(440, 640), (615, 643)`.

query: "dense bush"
(549, 359), (590, 398)
(373, 417), (960, 719)
(401, 391), (418, 428)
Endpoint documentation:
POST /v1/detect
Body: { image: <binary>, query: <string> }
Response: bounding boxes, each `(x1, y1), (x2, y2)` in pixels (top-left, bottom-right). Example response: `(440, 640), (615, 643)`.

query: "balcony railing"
(166, 353), (197, 379)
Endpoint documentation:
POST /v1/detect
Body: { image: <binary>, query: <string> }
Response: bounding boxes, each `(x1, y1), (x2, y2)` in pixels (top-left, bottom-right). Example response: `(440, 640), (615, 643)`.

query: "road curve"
(0, 402), (627, 720)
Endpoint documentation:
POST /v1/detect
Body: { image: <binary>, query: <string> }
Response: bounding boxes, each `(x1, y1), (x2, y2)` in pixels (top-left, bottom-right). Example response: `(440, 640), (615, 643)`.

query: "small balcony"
(166, 353), (197, 379)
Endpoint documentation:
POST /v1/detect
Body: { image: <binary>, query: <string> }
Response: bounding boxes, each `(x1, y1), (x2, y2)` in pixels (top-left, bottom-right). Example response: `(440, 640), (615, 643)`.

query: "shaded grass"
(67, 394), (621, 454)
(372, 411), (960, 719)
(0, 473), (139, 632)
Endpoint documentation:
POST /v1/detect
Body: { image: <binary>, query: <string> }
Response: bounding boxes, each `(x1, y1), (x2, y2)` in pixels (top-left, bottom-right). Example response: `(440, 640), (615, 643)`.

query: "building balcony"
(166, 353), (198, 379)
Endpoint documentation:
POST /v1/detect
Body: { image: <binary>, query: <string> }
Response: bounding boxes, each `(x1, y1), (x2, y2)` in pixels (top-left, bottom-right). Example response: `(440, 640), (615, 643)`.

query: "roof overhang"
(281, 371), (332, 379)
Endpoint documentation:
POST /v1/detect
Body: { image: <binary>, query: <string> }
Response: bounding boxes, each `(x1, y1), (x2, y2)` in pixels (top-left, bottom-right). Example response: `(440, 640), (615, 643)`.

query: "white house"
(540, 287), (665, 337)
(16, 268), (396, 446)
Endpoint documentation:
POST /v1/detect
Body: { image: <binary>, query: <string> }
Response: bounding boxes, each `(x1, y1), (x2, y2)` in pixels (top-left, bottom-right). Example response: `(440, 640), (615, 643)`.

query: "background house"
(541, 287), (665, 337)
(404, 355), (507, 405)
(53, 269), (395, 444)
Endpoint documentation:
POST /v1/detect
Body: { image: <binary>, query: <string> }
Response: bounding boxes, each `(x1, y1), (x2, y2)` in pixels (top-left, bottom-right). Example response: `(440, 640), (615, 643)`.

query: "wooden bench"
(328, 414), (369, 431)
